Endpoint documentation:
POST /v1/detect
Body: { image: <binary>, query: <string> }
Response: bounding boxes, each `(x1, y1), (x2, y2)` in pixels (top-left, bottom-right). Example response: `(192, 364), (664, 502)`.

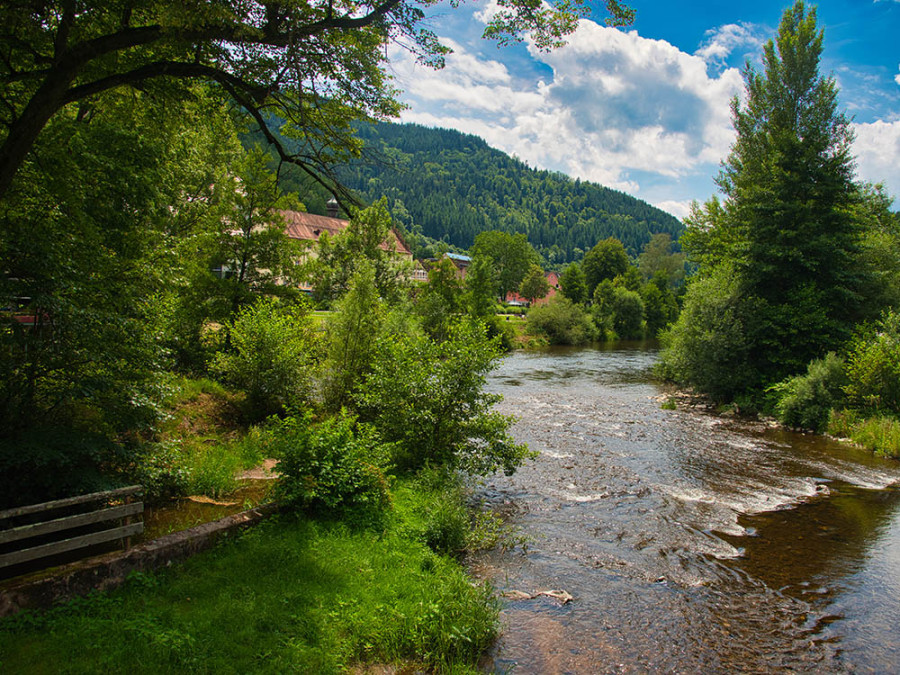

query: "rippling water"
(474, 344), (900, 674)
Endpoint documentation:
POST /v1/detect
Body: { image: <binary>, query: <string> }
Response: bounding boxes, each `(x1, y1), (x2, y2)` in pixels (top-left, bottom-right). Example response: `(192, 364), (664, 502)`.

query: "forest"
(328, 121), (684, 264)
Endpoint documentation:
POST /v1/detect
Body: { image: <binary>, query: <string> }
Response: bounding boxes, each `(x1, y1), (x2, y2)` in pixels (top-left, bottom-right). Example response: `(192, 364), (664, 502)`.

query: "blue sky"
(387, 0), (900, 218)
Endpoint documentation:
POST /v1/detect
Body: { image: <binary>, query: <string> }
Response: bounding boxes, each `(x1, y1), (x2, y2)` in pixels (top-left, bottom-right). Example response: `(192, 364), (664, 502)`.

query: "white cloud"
(852, 120), (900, 199)
(895, 64), (900, 86)
(695, 22), (766, 68)
(654, 200), (693, 220)
(390, 19), (743, 198)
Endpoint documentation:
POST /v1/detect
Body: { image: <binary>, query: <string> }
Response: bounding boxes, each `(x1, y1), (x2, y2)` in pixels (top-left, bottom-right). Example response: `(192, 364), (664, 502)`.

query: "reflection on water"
(475, 344), (900, 673)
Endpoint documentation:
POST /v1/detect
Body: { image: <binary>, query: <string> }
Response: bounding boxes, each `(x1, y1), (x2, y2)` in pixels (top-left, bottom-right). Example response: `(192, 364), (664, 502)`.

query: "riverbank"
(0, 475), (500, 673)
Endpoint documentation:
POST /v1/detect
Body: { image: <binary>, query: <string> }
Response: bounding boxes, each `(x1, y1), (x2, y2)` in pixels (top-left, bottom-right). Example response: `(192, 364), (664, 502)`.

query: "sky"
(386, 0), (900, 219)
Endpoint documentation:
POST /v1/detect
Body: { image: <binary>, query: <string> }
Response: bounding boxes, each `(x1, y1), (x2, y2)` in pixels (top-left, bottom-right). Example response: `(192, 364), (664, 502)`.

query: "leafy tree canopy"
(0, 0), (634, 203)
(663, 1), (892, 398)
(471, 231), (540, 301)
(583, 237), (630, 296)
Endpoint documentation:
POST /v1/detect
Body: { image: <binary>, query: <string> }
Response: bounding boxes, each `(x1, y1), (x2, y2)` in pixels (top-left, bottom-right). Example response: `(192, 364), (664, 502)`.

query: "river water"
(474, 344), (900, 674)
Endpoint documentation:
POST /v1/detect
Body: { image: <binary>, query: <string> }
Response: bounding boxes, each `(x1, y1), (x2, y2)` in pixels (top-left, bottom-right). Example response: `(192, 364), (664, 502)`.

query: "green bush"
(526, 296), (596, 345)
(844, 311), (900, 414)
(271, 411), (392, 524)
(769, 352), (847, 432)
(658, 266), (757, 401)
(609, 286), (645, 339)
(211, 298), (316, 421)
(355, 319), (531, 476)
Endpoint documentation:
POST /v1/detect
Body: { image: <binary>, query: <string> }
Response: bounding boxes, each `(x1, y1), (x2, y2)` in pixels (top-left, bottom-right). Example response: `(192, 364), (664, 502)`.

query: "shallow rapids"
(474, 344), (900, 673)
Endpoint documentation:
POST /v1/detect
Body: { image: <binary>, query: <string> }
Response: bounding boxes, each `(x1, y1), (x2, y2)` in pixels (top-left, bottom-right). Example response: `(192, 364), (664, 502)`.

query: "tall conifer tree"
(720, 1), (862, 381)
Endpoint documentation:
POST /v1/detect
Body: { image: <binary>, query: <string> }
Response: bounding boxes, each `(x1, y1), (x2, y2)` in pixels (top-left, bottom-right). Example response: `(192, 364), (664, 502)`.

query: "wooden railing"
(0, 486), (144, 574)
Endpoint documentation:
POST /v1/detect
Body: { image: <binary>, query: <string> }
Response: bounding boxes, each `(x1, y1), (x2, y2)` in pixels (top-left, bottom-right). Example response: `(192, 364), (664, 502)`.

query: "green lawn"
(0, 483), (498, 674)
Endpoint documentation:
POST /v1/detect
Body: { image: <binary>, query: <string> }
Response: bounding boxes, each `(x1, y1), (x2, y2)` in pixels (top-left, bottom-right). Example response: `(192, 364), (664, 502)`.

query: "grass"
(829, 410), (900, 459)
(135, 377), (267, 502)
(0, 478), (499, 674)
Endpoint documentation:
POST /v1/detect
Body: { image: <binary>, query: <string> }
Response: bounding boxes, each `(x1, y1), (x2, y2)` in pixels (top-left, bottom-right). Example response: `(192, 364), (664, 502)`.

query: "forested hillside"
(274, 122), (683, 264)
(337, 122), (683, 263)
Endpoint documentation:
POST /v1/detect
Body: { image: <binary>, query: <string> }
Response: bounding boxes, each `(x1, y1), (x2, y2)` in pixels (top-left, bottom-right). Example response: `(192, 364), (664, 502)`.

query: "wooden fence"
(0, 486), (144, 574)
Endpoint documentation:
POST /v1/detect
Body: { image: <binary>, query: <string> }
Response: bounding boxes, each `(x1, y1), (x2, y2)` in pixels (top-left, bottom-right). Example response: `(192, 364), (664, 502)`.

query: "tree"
(471, 231), (540, 301)
(663, 1), (869, 395)
(720, 1), (863, 379)
(0, 86), (236, 504)
(637, 233), (685, 286)
(0, 1), (634, 204)
(211, 147), (305, 316)
(417, 256), (464, 342)
(465, 255), (499, 319)
(559, 262), (588, 304)
(519, 264), (550, 305)
(355, 319), (531, 476)
(583, 237), (629, 297)
(211, 298), (317, 421)
(322, 263), (384, 412)
(309, 198), (411, 304)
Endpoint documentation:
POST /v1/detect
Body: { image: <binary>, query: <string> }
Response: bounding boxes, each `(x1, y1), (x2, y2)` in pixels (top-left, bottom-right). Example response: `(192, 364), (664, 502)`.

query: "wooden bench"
(0, 486), (144, 575)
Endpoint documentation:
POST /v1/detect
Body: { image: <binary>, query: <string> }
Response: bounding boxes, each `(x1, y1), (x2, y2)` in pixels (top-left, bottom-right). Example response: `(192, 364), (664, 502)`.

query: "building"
(280, 200), (412, 259)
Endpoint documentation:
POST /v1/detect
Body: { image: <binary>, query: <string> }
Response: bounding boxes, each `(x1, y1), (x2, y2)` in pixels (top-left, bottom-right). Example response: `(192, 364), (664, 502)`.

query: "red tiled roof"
(279, 210), (411, 257)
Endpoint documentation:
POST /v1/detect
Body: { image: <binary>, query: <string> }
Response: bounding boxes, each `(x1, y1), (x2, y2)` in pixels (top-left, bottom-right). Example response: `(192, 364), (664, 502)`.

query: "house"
(280, 200), (412, 259)
(279, 199), (415, 292)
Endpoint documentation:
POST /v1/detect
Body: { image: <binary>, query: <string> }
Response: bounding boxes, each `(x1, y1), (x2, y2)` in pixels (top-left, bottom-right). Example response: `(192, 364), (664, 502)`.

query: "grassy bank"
(0, 477), (499, 674)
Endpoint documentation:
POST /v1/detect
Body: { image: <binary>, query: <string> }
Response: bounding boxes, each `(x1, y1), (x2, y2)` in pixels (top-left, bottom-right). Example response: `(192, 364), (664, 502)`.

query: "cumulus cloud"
(895, 64), (900, 86)
(852, 120), (900, 199)
(654, 200), (694, 220)
(694, 22), (766, 69)
(390, 19), (743, 196)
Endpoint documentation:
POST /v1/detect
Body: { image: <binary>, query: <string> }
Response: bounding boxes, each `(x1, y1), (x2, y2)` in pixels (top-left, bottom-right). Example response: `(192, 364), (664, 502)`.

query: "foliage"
(844, 311), (900, 415)
(308, 198), (411, 305)
(638, 233), (685, 286)
(769, 353), (847, 432)
(471, 230), (541, 301)
(829, 412), (900, 459)
(662, 2), (872, 397)
(519, 264), (551, 304)
(270, 412), (392, 525)
(205, 147), (306, 315)
(559, 262), (588, 304)
(527, 296), (597, 345)
(333, 121), (682, 262)
(608, 286), (645, 339)
(0, 87), (239, 505)
(640, 282), (679, 337)
(417, 257), (465, 342)
(0, 0), (634, 207)
(583, 237), (631, 296)
(355, 320), (531, 476)
(322, 263), (385, 411)
(464, 254), (500, 319)
(658, 266), (757, 401)
(211, 298), (317, 421)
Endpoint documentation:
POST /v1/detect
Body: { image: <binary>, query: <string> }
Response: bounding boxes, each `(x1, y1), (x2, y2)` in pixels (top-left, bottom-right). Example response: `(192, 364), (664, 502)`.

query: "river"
(474, 343), (900, 673)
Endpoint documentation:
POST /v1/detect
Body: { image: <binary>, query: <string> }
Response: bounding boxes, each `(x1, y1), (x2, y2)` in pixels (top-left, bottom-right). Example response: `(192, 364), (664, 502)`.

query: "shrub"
(355, 319), (532, 476)
(211, 298), (316, 421)
(271, 412), (392, 524)
(658, 266), (757, 401)
(844, 311), (900, 414)
(609, 286), (645, 339)
(769, 352), (847, 432)
(526, 296), (596, 345)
